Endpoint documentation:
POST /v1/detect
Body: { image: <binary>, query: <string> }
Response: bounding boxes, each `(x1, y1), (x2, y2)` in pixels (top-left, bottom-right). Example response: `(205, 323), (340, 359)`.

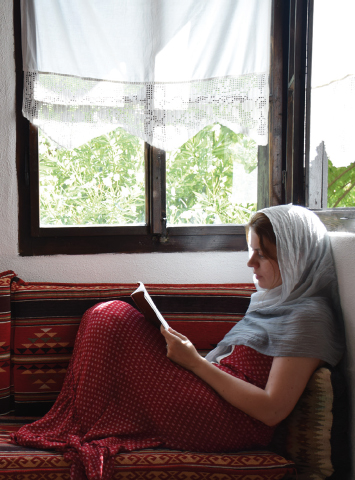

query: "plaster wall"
(1, 1), (354, 476)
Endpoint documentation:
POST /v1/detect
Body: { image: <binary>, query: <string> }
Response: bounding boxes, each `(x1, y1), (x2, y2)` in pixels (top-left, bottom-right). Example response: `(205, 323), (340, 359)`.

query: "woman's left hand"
(160, 326), (203, 371)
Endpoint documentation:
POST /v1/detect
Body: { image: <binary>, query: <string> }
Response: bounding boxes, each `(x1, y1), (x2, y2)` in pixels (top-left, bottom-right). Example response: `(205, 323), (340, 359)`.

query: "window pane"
(166, 124), (257, 225)
(309, 0), (355, 208)
(39, 128), (145, 226)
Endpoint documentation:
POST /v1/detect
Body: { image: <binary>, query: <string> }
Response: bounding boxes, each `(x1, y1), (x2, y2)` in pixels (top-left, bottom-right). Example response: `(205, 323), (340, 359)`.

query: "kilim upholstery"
(9, 275), (255, 416)
(0, 419), (296, 480)
(0, 272), (12, 416)
(0, 271), (349, 479)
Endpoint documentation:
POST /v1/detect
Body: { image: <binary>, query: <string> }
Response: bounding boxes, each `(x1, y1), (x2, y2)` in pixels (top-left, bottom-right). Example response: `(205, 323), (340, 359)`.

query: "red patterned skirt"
(12, 301), (275, 480)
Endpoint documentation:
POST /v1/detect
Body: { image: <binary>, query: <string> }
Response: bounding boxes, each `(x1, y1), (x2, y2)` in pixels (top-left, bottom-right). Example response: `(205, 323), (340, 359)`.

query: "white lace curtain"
(21, 0), (272, 150)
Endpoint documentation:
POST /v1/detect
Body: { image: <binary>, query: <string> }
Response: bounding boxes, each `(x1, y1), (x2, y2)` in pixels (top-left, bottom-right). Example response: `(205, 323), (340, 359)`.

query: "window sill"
(19, 225), (248, 256)
(313, 208), (355, 233)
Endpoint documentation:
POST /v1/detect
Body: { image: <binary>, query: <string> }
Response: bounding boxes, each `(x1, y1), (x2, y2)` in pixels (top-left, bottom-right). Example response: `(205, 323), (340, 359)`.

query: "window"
(38, 125), (258, 229)
(15, 1), (285, 256)
(304, 0), (355, 231)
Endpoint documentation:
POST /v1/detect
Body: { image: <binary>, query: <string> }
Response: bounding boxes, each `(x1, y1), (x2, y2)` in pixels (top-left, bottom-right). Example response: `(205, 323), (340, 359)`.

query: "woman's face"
(247, 228), (282, 290)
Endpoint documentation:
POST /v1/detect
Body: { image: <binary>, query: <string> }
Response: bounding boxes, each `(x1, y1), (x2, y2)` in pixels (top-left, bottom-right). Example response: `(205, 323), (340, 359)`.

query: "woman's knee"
(85, 300), (143, 328)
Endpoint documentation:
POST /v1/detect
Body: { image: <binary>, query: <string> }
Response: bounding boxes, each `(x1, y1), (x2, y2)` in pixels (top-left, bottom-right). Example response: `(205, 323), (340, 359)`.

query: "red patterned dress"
(12, 301), (275, 480)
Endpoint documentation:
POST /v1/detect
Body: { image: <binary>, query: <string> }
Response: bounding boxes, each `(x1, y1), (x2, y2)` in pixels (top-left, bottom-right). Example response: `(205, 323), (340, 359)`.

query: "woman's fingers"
(159, 325), (202, 370)
(160, 326), (187, 341)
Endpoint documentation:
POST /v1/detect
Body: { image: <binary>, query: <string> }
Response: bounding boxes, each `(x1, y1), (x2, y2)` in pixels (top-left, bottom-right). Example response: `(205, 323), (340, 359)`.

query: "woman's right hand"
(160, 326), (204, 371)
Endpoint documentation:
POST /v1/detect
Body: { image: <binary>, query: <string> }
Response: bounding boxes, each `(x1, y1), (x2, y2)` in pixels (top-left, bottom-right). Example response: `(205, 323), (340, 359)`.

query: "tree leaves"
(39, 128), (145, 226)
(166, 123), (257, 225)
(39, 123), (258, 227)
(328, 159), (355, 208)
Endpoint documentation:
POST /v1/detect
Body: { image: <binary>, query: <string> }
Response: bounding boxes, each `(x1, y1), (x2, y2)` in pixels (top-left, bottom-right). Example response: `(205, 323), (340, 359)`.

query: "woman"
(12, 205), (345, 480)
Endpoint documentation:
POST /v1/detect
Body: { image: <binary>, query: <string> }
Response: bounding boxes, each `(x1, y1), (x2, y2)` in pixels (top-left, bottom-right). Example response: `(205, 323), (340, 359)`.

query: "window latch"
(159, 217), (168, 243)
(282, 170), (287, 185)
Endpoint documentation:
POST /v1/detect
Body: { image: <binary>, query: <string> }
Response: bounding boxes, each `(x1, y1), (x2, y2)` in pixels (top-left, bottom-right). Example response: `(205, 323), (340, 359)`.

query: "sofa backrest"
(1, 271), (255, 416)
(0, 271), (13, 416)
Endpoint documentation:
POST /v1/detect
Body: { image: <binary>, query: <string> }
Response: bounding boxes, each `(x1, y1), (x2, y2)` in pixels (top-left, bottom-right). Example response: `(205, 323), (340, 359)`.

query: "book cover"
(131, 282), (170, 330)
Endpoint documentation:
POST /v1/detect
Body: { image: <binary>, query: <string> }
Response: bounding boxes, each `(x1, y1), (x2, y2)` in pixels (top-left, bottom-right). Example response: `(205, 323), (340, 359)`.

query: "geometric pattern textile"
(0, 271), (17, 415)
(10, 277), (256, 415)
(283, 368), (334, 480)
(0, 272), (347, 479)
(0, 419), (296, 480)
(271, 367), (350, 480)
(12, 301), (278, 479)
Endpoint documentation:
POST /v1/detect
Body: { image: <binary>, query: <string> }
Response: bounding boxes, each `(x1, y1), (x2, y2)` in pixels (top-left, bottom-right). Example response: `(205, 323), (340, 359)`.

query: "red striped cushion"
(10, 278), (255, 415)
(0, 271), (16, 415)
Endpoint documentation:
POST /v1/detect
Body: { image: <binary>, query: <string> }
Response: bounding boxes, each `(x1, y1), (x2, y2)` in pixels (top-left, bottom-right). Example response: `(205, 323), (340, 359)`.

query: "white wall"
(1, 1), (354, 475)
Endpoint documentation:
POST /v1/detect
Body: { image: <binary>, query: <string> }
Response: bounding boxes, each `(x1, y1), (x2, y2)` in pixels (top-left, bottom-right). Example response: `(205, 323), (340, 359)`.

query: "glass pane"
(39, 128), (145, 226)
(309, 0), (355, 208)
(166, 124), (257, 225)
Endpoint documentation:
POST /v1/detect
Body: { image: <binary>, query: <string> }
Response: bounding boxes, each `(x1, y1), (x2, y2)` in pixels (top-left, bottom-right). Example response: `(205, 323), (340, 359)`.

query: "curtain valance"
(21, 0), (272, 150)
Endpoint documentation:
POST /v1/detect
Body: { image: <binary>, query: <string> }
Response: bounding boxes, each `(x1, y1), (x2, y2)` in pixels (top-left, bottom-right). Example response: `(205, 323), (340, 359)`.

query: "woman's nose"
(247, 253), (257, 268)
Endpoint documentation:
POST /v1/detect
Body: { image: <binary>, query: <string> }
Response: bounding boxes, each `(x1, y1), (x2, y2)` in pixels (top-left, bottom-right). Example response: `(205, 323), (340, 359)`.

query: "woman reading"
(12, 205), (345, 480)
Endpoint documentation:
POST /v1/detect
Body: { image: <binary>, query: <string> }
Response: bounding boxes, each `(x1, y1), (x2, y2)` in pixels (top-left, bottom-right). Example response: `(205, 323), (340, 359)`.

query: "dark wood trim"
(150, 147), (166, 236)
(288, 1), (296, 83)
(144, 142), (150, 226)
(257, 145), (269, 210)
(14, 0), (32, 256)
(269, 0), (284, 206)
(285, 0), (308, 205)
(285, 81), (294, 203)
(285, 0), (295, 204)
(304, 0), (314, 207)
(168, 225), (246, 236)
(30, 223), (245, 238)
(29, 222), (245, 239)
(29, 123), (40, 236)
(36, 226), (150, 237)
(292, 0), (307, 205)
(18, 233), (248, 256)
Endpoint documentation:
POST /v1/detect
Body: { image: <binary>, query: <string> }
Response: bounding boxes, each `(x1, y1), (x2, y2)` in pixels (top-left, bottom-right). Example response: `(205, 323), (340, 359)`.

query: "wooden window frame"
(282, 0), (309, 206)
(283, 0), (355, 234)
(15, 0), (285, 256)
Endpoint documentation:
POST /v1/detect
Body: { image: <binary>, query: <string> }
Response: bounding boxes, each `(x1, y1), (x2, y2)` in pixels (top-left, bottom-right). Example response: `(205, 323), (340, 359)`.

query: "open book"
(131, 282), (170, 330)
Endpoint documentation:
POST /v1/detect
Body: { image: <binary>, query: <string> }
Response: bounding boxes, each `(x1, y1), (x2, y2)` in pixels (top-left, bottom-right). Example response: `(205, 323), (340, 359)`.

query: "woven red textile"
(0, 271), (16, 415)
(12, 301), (274, 480)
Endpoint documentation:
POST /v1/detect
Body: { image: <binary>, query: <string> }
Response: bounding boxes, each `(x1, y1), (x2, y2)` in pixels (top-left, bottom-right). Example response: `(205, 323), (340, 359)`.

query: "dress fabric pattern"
(12, 301), (275, 480)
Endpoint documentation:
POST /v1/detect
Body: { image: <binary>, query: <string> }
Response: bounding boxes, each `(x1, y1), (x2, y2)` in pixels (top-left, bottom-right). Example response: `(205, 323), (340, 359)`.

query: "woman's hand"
(160, 326), (204, 371)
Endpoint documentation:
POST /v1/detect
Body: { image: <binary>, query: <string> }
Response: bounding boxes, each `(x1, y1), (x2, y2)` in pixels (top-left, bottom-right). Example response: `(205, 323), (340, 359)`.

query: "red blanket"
(12, 301), (274, 480)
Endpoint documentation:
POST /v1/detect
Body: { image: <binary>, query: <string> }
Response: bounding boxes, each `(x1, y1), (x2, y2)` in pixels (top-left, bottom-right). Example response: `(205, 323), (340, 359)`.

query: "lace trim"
(23, 71), (269, 150)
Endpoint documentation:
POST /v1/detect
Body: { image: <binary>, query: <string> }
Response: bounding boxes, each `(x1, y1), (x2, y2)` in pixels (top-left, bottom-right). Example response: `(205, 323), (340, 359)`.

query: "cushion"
(0, 271), (17, 415)
(0, 418), (296, 480)
(271, 367), (350, 480)
(10, 278), (255, 415)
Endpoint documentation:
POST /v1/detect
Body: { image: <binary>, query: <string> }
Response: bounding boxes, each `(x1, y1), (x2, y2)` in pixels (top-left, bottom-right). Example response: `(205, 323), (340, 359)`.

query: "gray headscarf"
(206, 205), (345, 367)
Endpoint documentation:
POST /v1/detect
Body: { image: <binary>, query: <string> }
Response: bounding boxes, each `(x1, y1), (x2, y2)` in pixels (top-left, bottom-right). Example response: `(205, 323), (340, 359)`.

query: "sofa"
(0, 270), (350, 480)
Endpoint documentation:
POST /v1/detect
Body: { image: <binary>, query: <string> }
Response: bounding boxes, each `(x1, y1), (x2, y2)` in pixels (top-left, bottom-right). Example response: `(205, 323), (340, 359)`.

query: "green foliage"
(328, 159), (355, 208)
(39, 129), (145, 225)
(166, 124), (257, 225)
(39, 123), (258, 227)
